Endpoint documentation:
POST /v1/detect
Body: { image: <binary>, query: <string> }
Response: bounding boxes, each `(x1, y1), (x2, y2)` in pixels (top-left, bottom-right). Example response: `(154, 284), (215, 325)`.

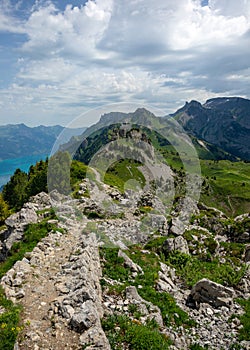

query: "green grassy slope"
(200, 160), (250, 216)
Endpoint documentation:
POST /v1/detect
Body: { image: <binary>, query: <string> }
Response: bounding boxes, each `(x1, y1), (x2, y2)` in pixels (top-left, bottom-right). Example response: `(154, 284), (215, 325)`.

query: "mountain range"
(173, 97), (250, 160)
(1, 96), (249, 162)
(60, 97), (250, 163)
(0, 124), (86, 160)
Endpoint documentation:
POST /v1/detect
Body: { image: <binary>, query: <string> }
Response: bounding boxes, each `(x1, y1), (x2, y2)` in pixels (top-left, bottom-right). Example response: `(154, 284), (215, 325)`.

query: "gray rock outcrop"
(118, 250), (144, 275)
(0, 192), (51, 262)
(190, 278), (235, 307)
(0, 181), (249, 350)
(156, 262), (177, 293)
(51, 231), (110, 349)
(163, 236), (190, 255)
(125, 286), (163, 327)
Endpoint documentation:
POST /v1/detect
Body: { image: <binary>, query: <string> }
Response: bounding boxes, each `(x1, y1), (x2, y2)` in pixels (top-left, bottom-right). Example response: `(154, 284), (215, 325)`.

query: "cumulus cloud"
(0, 0), (249, 125)
(0, 0), (25, 33)
(22, 0), (113, 60)
(209, 0), (250, 18)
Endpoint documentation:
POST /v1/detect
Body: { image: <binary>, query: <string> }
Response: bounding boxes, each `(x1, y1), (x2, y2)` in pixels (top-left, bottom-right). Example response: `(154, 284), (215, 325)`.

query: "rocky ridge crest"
(0, 182), (249, 349)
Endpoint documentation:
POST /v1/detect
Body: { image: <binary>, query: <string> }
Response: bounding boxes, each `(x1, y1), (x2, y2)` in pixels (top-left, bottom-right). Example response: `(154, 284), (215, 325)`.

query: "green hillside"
(71, 123), (249, 216)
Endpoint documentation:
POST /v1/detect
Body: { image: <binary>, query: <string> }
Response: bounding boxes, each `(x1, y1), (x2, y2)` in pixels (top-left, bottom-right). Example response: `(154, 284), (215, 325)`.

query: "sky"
(0, 0), (249, 126)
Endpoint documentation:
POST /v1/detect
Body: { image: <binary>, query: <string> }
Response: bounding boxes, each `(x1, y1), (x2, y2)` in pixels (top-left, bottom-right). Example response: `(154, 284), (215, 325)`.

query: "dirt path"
(16, 219), (85, 350)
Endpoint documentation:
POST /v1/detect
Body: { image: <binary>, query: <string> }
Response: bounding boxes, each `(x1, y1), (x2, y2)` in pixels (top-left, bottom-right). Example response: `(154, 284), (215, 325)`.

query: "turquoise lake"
(0, 154), (48, 189)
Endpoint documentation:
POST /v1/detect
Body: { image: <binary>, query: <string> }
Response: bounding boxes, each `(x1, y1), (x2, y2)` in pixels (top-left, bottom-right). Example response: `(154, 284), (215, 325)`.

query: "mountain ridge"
(60, 97), (250, 162)
(60, 104), (240, 163)
(0, 124), (86, 160)
(172, 97), (250, 160)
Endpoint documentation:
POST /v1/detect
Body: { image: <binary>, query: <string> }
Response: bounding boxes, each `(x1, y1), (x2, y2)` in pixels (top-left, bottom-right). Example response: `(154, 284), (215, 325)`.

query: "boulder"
(118, 250), (144, 274)
(147, 214), (168, 234)
(125, 286), (163, 326)
(29, 192), (51, 209)
(79, 325), (111, 349)
(156, 262), (177, 293)
(5, 207), (38, 228)
(70, 312), (89, 333)
(156, 275), (176, 293)
(1, 205), (39, 258)
(190, 278), (235, 307)
(70, 301), (98, 332)
(172, 196), (199, 224)
(169, 218), (185, 236)
(59, 304), (75, 319)
(237, 264), (250, 298)
(163, 236), (189, 255)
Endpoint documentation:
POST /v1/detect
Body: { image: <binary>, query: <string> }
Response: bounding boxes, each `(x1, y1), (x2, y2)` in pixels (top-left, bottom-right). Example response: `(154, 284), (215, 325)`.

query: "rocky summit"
(172, 97), (250, 160)
(0, 172), (249, 350)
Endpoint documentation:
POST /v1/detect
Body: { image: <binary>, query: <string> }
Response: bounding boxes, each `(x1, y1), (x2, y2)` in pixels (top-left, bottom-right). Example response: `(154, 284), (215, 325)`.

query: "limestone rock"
(172, 197), (199, 226)
(118, 250), (144, 274)
(70, 301), (98, 332)
(5, 207), (38, 228)
(163, 236), (189, 255)
(157, 272), (176, 293)
(147, 214), (168, 234)
(125, 286), (163, 326)
(79, 326), (111, 349)
(138, 191), (154, 207)
(169, 218), (185, 236)
(190, 278), (235, 307)
(237, 264), (250, 298)
(156, 262), (177, 293)
(29, 191), (51, 209)
(0, 194), (51, 261)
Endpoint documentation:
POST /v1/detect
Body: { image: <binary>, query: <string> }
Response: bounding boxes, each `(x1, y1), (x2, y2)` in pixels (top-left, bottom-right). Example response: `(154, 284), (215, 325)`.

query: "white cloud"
(209, 0), (250, 18)
(17, 58), (75, 83)
(168, 1), (249, 50)
(22, 0), (113, 60)
(0, 0), (25, 33)
(0, 0), (249, 125)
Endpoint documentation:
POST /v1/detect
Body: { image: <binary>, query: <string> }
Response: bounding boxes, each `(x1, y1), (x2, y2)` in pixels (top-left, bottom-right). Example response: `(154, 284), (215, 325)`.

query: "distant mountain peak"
(173, 96), (250, 160)
(205, 96), (247, 104)
(189, 100), (202, 106)
(170, 100), (203, 120)
(0, 124), (85, 161)
(134, 107), (152, 114)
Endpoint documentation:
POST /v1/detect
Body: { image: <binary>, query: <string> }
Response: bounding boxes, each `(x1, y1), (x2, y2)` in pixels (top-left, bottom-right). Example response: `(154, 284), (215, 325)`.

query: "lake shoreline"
(0, 154), (48, 190)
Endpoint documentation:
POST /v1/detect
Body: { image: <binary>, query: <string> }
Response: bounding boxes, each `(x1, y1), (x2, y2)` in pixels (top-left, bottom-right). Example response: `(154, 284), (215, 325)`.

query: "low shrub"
(164, 251), (246, 287)
(102, 314), (171, 349)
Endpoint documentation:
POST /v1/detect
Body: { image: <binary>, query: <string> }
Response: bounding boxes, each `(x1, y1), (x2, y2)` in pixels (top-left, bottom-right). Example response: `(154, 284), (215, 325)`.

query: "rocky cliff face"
(0, 178), (249, 349)
(0, 192), (50, 262)
(173, 97), (250, 160)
